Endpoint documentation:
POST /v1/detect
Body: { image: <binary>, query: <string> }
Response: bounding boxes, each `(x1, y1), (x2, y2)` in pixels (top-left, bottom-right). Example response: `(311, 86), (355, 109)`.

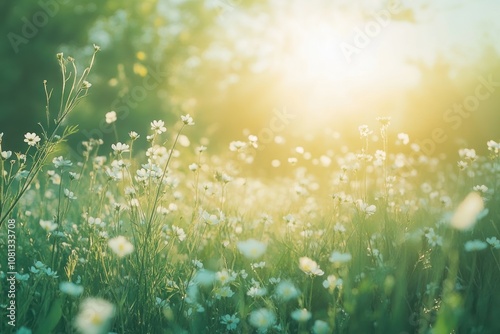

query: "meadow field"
(1, 48), (500, 334)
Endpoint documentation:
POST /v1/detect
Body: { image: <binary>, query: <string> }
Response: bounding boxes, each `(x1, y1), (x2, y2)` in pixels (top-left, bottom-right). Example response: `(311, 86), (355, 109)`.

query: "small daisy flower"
(251, 262), (266, 270)
(248, 308), (276, 332)
(111, 142), (130, 154)
(465, 240), (487, 252)
(64, 188), (77, 200)
(457, 160), (468, 170)
(201, 209), (225, 225)
(329, 251), (352, 266)
(82, 80), (92, 89)
(487, 140), (500, 155)
(299, 257), (324, 276)
(1, 151), (12, 160)
(214, 286), (234, 299)
(248, 134), (258, 148)
(68, 172), (78, 180)
(275, 281), (300, 302)
(24, 132), (41, 146)
(215, 269), (235, 285)
(358, 125), (372, 138)
(357, 200), (377, 217)
(425, 228), (443, 247)
(486, 237), (500, 249)
(291, 309), (312, 322)
(397, 132), (410, 145)
(334, 222), (346, 233)
(75, 298), (115, 334)
(151, 120), (167, 134)
(105, 111), (117, 124)
(229, 141), (246, 152)
(459, 148), (477, 161)
(129, 131), (140, 140)
(16, 273), (30, 281)
(108, 236), (134, 257)
(237, 239), (267, 259)
(375, 150), (386, 162)
(60, 282), (83, 296)
(52, 156), (73, 168)
(472, 185), (488, 193)
(40, 220), (58, 232)
(188, 163), (199, 171)
(220, 314), (240, 331)
(171, 225), (186, 241)
(181, 114), (195, 125)
(192, 259), (203, 269)
(323, 274), (342, 290)
(30, 260), (46, 274)
(247, 285), (267, 298)
(377, 116), (391, 127)
(451, 192), (484, 230)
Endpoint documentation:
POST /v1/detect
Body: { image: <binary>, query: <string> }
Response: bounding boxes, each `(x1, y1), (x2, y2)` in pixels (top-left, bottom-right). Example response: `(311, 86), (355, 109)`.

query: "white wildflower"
(108, 236), (134, 257)
(24, 132), (41, 146)
(75, 298), (115, 334)
(237, 239), (267, 259)
(181, 114), (195, 125)
(275, 281), (300, 302)
(329, 251), (352, 266)
(465, 240), (487, 252)
(105, 111), (117, 124)
(312, 320), (331, 334)
(151, 120), (167, 134)
(299, 257), (324, 276)
(248, 308), (276, 332)
(450, 192), (484, 230)
(40, 220), (58, 232)
(60, 282), (84, 297)
(291, 309), (312, 322)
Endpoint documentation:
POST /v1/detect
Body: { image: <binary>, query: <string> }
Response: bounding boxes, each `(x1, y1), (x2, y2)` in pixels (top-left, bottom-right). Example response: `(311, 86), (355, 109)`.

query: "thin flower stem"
(0, 49), (98, 228)
(58, 57), (66, 120)
(137, 124), (185, 314)
(63, 60), (78, 115)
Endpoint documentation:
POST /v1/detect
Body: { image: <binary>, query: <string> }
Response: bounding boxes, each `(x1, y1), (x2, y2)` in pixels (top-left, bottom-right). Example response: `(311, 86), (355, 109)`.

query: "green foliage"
(0, 48), (98, 228)
(34, 296), (63, 334)
(1, 63), (500, 332)
(1, 2), (500, 332)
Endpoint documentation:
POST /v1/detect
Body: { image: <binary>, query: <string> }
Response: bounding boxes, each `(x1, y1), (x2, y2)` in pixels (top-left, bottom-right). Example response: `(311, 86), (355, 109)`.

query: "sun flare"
(261, 7), (396, 124)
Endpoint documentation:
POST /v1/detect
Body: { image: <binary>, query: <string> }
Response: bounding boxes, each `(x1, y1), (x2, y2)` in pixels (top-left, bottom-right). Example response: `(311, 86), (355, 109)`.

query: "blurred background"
(1, 0), (499, 173)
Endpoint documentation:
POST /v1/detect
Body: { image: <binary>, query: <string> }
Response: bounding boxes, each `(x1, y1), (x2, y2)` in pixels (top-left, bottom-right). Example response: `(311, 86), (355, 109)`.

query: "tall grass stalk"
(0, 46), (99, 227)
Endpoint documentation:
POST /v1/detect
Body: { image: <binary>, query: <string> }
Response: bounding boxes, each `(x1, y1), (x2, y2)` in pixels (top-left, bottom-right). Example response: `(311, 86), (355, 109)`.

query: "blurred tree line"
(0, 0), (264, 155)
(0, 0), (499, 168)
